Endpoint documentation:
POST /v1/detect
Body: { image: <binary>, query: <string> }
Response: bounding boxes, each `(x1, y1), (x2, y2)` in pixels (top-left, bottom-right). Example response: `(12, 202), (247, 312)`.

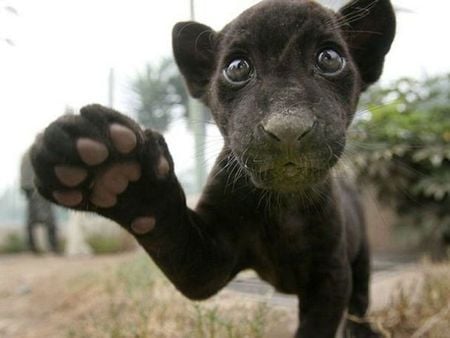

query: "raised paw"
(31, 104), (174, 229)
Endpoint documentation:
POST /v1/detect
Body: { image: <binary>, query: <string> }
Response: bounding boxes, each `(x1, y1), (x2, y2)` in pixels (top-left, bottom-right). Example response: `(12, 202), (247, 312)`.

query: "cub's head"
(172, 0), (395, 192)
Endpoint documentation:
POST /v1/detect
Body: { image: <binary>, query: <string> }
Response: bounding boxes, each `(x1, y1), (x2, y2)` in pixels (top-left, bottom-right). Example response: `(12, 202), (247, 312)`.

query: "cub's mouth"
(230, 113), (345, 193)
(239, 155), (335, 193)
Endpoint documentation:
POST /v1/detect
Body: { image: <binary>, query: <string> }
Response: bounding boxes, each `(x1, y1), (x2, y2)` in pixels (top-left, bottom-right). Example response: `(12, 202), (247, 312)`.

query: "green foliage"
(0, 233), (26, 253)
(351, 74), (450, 253)
(86, 233), (136, 254)
(131, 58), (188, 132)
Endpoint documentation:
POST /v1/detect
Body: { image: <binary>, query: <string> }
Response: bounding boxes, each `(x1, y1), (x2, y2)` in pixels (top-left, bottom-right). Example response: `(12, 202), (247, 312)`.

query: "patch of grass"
(59, 254), (450, 338)
(86, 232), (136, 254)
(64, 254), (291, 338)
(0, 233), (27, 253)
(369, 261), (450, 338)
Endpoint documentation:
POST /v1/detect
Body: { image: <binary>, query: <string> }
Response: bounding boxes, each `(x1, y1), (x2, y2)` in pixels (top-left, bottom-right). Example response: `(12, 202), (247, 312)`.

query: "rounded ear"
(339, 0), (396, 90)
(172, 21), (217, 99)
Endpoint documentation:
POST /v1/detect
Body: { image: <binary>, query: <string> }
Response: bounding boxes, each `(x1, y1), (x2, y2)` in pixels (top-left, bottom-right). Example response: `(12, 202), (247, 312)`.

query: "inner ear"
(172, 21), (217, 99)
(339, 0), (396, 89)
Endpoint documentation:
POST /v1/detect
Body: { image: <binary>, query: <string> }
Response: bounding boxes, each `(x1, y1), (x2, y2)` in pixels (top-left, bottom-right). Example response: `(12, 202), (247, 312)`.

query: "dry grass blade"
(369, 261), (450, 338)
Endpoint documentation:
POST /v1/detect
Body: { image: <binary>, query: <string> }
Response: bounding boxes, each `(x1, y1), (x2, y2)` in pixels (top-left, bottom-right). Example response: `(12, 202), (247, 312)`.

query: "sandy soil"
(0, 253), (134, 338)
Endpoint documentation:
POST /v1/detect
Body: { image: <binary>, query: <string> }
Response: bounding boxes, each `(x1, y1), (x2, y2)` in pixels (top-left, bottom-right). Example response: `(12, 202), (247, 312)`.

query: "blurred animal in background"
(20, 145), (59, 253)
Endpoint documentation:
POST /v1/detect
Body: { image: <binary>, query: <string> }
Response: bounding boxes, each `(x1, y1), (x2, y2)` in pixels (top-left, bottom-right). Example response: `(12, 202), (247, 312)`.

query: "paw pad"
(89, 162), (142, 208)
(54, 166), (87, 187)
(120, 162), (141, 181)
(76, 138), (109, 165)
(95, 165), (129, 194)
(109, 124), (137, 154)
(131, 217), (156, 235)
(53, 190), (83, 207)
(90, 189), (117, 208)
(41, 112), (169, 216)
(157, 156), (170, 178)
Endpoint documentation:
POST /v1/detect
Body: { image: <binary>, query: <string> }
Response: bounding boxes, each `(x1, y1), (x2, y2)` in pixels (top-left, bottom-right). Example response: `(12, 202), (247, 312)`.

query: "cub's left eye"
(223, 58), (253, 85)
(316, 49), (345, 75)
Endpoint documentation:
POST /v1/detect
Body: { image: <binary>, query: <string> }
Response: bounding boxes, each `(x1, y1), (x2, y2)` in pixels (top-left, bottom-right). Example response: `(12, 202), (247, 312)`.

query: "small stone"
(16, 284), (32, 295)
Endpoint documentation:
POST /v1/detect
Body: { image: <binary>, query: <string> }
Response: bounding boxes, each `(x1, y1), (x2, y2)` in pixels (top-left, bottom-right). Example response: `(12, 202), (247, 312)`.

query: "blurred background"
(0, 0), (449, 337)
(1, 0), (449, 258)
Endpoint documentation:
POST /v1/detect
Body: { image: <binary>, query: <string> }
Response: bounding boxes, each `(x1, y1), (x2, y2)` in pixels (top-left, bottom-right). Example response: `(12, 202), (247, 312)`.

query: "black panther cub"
(31, 0), (395, 337)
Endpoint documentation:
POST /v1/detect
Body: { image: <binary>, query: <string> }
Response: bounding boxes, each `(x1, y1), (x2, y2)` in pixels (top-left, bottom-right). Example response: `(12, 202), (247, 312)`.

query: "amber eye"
(316, 49), (345, 75)
(223, 58), (253, 85)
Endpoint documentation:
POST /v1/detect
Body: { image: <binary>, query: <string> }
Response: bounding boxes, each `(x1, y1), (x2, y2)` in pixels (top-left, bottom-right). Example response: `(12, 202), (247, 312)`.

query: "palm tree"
(131, 58), (188, 132)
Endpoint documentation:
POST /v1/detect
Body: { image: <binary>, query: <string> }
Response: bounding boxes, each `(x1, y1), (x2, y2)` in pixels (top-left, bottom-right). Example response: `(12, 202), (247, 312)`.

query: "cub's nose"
(257, 114), (316, 145)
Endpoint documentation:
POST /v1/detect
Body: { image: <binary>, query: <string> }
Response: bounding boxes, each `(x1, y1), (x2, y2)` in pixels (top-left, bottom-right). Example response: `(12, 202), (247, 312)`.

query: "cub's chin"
(247, 164), (330, 193)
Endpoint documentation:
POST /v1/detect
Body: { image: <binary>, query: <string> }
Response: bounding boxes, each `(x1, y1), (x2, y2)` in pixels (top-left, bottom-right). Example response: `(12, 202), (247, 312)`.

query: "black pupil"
(226, 59), (251, 82)
(318, 49), (342, 73)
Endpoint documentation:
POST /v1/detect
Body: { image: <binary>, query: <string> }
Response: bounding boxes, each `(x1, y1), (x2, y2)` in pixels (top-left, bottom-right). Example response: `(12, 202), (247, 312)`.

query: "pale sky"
(0, 0), (449, 193)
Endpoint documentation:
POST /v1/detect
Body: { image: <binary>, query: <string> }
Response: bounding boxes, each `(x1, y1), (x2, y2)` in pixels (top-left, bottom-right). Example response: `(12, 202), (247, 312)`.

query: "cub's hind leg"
(345, 242), (380, 338)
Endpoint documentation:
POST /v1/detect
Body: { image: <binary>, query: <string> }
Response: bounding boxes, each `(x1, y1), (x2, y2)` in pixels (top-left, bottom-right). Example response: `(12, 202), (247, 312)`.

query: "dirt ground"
(0, 254), (135, 338)
(0, 252), (426, 338)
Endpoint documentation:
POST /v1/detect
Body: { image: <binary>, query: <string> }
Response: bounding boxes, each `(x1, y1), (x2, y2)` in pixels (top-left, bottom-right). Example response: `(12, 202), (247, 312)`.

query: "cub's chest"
(245, 211), (314, 293)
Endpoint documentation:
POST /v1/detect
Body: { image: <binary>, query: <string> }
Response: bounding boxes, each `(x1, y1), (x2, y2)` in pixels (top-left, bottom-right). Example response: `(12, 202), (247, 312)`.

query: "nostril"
(257, 124), (281, 142)
(258, 116), (317, 145)
(297, 119), (318, 141)
(263, 126), (282, 142)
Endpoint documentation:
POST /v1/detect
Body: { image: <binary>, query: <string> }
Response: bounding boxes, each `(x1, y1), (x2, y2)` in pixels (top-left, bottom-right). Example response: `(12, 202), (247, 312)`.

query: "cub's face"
(208, 1), (359, 192)
(173, 0), (395, 192)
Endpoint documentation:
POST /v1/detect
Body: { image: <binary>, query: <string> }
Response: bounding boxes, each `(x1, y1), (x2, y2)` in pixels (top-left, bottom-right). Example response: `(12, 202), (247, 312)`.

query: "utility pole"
(108, 68), (115, 109)
(188, 0), (207, 193)
(190, 0), (195, 20)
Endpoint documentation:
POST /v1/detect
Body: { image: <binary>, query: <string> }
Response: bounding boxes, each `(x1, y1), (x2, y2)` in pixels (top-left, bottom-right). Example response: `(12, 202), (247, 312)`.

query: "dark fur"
(31, 0), (395, 337)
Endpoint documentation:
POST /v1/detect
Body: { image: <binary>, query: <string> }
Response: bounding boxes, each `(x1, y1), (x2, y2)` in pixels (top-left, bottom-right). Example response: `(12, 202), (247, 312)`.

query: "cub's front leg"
(31, 104), (238, 299)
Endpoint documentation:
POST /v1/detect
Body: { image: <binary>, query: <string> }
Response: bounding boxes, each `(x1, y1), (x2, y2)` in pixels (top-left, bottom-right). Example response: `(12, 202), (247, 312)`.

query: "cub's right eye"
(223, 58), (254, 86)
